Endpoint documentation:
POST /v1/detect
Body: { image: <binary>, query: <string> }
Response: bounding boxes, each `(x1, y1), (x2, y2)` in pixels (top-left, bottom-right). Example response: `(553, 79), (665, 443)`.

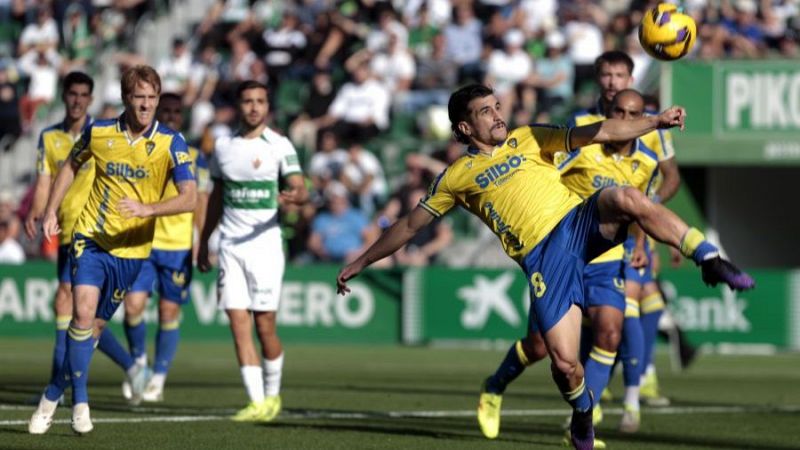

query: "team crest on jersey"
(252, 158), (262, 169)
(507, 138), (517, 148)
(145, 140), (156, 155)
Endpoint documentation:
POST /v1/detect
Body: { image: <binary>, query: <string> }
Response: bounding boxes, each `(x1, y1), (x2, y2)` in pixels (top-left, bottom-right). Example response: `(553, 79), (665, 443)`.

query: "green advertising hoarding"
(405, 267), (799, 350)
(0, 263), (401, 344)
(664, 60), (800, 165)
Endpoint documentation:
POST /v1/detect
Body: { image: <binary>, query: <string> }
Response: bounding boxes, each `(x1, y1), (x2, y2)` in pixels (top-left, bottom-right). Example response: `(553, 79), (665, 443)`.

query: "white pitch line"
(1, 404), (798, 427)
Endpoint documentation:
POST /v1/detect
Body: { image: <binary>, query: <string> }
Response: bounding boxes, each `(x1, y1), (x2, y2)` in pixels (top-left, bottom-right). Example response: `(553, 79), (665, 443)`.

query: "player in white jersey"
(199, 80), (308, 422)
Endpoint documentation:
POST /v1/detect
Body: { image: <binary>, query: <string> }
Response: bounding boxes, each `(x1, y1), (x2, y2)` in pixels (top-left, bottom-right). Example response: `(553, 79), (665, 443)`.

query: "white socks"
(624, 386), (640, 410)
(240, 366), (265, 403)
(149, 373), (167, 390)
(263, 353), (284, 397)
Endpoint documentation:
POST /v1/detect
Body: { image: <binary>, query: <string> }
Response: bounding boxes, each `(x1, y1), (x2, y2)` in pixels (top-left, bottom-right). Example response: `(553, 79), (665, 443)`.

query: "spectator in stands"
(444, 4), (483, 83)
(405, 4), (439, 59)
(218, 36), (260, 104)
(485, 28), (532, 120)
(307, 181), (372, 263)
(341, 140), (388, 217)
(366, 7), (408, 53)
(402, 0), (451, 30)
(319, 59), (390, 146)
(531, 30), (573, 122)
(0, 60), (21, 152)
(563, 4), (605, 93)
(157, 37), (193, 95)
(18, 5), (59, 58)
(721, 0), (767, 57)
(60, 3), (94, 73)
(368, 30), (416, 109)
(18, 47), (60, 132)
(185, 45), (222, 139)
(263, 9), (308, 82)
(288, 67), (335, 152)
(308, 129), (348, 194)
(516, 0), (558, 39)
(403, 31), (456, 113)
(0, 215), (24, 264)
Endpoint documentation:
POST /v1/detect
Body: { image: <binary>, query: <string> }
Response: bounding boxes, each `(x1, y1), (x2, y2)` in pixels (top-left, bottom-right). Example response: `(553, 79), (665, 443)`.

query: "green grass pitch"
(1, 339), (798, 449)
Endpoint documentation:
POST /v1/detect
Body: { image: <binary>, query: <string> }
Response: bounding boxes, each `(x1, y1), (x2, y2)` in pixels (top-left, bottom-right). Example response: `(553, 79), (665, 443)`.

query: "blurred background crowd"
(0, 0), (798, 267)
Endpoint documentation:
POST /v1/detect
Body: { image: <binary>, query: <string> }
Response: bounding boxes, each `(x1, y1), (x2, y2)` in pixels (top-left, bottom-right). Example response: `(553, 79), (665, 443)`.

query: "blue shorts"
(522, 192), (623, 334)
(583, 260), (625, 312)
(130, 249), (192, 305)
(57, 244), (72, 283)
(69, 234), (144, 321)
(624, 237), (654, 284)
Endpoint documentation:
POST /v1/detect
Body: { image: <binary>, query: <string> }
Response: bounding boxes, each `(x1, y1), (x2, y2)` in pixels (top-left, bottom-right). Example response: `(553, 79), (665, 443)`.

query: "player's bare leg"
(597, 187), (754, 290)
(543, 305), (596, 450)
(227, 309), (267, 421)
(254, 311), (283, 422)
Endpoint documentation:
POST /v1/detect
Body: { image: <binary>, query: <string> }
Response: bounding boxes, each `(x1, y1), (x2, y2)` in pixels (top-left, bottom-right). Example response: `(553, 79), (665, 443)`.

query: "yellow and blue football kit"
(557, 140), (660, 312)
(420, 125), (620, 333)
(68, 116), (194, 320)
(36, 116), (95, 282)
(131, 146), (209, 304)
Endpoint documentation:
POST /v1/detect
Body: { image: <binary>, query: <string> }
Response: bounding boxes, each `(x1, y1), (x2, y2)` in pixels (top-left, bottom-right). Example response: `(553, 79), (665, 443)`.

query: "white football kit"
(209, 127), (303, 311)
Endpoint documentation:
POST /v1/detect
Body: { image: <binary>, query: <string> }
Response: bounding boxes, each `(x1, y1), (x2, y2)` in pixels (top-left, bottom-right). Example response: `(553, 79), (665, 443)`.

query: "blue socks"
(485, 341), (531, 394)
(584, 346), (616, 403)
(97, 327), (135, 371)
(563, 377), (593, 412)
(50, 315), (71, 382)
(153, 320), (180, 374)
(67, 325), (95, 404)
(124, 315), (148, 362)
(621, 312), (645, 388)
(679, 227), (719, 264)
(640, 292), (666, 371)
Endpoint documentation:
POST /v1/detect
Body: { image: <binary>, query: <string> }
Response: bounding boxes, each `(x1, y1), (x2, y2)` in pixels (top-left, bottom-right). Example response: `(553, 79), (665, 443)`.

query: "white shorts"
(216, 229), (284, 312)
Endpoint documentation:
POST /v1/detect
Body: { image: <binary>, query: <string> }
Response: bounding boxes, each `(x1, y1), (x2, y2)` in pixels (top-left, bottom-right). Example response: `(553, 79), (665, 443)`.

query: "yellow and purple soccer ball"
(638, 3), (697, 61)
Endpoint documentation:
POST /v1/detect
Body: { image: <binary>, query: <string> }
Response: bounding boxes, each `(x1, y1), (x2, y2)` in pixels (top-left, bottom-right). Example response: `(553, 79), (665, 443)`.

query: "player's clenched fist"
(657, 106), (686, 131)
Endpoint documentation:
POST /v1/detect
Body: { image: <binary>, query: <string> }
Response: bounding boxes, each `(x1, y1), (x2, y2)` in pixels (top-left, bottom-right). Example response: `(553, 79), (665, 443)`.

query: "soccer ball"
(638, 4), (697, 61)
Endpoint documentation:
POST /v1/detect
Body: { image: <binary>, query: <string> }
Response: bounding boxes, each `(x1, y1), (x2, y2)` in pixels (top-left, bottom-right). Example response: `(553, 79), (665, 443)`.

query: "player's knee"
(594, 326), (621, 351)
(158, 301), (180, 322)
(521, 334), (548, 362)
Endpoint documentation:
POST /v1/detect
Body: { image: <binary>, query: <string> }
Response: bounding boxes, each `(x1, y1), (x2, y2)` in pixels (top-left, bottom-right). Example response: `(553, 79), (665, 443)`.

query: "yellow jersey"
(569, 101), (674, 194)
(36, 116), (95, 245)
(420, 125), (581, 263)
(152, 146), (210, 250)
(556, 140), (660, 263)
(69, 117), (195, 259)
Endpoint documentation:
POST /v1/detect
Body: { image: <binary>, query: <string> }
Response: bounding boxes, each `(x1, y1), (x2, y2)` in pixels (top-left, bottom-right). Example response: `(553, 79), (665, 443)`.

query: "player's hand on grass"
(41, 211), (60, 243)
(25, 212), (41, 240)
(657, 106), (686, 131)
(118, 197), (154, 218)
(630, 246), (649, 269)
(337, 261), (364, 295)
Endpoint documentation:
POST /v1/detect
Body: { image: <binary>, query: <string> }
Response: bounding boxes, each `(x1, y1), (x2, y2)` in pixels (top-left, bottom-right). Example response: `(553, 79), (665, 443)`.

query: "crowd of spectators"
(1, 0), (798, 266)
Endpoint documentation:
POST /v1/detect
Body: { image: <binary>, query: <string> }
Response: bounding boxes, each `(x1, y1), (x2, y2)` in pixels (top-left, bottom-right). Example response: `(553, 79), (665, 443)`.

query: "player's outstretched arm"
(119, 180), (198, 218)
(25, 174), (52, 240)
(198, 181), (223, 272)
(337, 205), (436, 294)
(570, 106), (686, 148)
(41, 160), (79, 242)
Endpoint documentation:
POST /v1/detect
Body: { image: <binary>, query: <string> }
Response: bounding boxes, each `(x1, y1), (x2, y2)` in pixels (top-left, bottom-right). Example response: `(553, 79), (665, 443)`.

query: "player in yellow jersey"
(471, 89), (660, 445)
(29, 65), (197, 435)
(115, 92), (210, 402)
(336, 84), (754, 450)
(24, 72), (96, 399)
(569, 50), (684, 408)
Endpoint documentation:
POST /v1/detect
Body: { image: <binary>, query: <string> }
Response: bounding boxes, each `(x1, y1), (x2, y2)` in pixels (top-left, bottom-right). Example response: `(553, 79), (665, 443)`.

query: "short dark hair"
(594, 51), (634, 76)
(63, 71), (94, 94)
(160, 92), (182, 103)
(448, 84), (494, 144)
(236, 80), (268, 100)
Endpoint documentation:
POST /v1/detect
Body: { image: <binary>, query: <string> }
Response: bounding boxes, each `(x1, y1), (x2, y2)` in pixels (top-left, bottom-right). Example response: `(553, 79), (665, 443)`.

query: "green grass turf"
(1, 338), (799, 449)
